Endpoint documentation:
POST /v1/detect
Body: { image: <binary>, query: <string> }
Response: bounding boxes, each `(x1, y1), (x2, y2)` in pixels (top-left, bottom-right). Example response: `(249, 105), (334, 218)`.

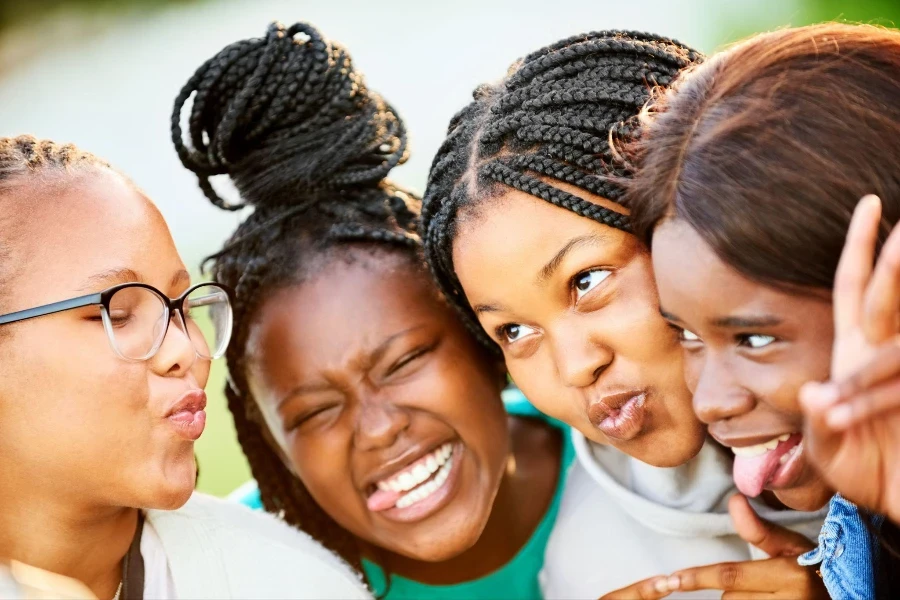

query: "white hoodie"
(540, 433), (827, 599)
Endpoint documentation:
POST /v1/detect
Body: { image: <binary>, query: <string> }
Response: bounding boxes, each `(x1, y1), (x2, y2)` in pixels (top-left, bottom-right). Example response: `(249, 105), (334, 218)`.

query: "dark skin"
(245, 250), (561, 583)
(0, 170), (210, 599)
(653, 219), (833, 512)
(452, 183), (705, 468)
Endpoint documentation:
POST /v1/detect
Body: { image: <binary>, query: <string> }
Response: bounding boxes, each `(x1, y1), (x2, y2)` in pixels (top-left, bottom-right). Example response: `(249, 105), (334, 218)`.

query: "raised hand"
(599, 495), (824, 599)
(799, 194), (900, 523)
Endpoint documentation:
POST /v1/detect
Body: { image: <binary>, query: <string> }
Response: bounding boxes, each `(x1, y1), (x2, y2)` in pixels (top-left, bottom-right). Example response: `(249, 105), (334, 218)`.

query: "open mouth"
(731, 433), (804, 497)
(366, 442), (458, 517)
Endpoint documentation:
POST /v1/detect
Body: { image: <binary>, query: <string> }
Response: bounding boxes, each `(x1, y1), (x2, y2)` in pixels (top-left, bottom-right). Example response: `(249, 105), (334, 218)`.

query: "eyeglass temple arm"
(184, 291), (228, 309)
(0, 292), (103, 326)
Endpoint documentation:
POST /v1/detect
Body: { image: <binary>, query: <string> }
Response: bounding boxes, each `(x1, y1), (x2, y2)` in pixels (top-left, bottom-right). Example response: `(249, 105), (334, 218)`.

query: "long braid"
(173, 22), (420, 580)
(420, 31), (704, 353)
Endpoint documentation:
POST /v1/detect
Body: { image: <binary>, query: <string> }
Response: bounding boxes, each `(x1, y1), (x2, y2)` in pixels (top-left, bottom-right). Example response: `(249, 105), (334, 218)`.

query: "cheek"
(682, 350), (702, 392)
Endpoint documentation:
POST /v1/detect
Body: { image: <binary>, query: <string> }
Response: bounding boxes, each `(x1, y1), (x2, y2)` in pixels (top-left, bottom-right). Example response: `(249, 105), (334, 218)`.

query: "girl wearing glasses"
(172, 22), (569, 599)
(0, 136), (369, 599)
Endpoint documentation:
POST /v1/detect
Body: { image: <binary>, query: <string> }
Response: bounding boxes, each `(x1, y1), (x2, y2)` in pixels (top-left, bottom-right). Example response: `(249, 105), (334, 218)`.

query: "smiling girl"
(171, 22), (570, 599)
(627, 22), (900, 598)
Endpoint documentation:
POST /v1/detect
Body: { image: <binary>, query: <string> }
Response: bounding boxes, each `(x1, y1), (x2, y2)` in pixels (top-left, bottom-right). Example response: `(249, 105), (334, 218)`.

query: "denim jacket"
(798, 494), (881, 600)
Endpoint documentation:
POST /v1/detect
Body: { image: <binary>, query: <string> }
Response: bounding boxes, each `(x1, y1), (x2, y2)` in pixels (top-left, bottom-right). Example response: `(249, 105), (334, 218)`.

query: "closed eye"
(387, 343), (436, 377)
(287, 404), (340, 431)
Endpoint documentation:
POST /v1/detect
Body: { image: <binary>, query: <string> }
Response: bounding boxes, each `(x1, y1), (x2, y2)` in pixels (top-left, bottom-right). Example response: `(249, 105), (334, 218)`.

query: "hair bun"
(172, 21), (408, 211)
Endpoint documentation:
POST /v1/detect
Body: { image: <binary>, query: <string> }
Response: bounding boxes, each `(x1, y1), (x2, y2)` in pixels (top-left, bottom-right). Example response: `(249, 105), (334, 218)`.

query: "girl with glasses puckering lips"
(0, 136), (370, 600)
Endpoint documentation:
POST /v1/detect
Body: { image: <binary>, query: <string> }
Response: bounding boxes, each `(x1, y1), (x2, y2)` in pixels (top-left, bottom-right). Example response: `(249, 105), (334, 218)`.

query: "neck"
(0, 485), (137, 600)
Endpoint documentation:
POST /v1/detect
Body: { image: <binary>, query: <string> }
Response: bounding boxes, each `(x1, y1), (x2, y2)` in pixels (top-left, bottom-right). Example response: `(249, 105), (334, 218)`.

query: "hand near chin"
(798, 194), (900, 523)
(598, 495), (825, 599)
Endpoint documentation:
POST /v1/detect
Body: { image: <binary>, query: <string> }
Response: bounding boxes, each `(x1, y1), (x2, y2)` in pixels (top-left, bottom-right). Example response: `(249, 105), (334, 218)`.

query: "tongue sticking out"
(732, 434), (801, 497)
(733, 451), (783, 497)
(367, 488), (402, 512)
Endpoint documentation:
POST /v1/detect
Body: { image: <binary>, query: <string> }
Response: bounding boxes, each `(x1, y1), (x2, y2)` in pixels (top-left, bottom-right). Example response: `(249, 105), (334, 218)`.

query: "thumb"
(729, 494), (815, 557)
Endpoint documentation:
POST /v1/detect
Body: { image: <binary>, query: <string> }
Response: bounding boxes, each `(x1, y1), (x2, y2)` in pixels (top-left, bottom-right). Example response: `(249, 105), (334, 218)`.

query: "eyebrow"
(277, 324), (428, 409)
(537, 234), (608, 284)
(78, 268), (143, 292)
(473, 302), (505, 314)
(78, 268), (191, 293)
(660, 309), (782, 329)
(711, 315), (783, 328)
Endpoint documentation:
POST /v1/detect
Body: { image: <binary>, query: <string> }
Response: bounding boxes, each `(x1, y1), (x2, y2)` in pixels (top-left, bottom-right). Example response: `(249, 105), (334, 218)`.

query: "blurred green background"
(0, 0), (895, 498)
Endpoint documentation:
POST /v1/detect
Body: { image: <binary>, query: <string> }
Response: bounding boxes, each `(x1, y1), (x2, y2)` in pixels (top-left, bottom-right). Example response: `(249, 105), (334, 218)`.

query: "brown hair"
(627, 22), (900, 593)
(628, 23), (900, 292)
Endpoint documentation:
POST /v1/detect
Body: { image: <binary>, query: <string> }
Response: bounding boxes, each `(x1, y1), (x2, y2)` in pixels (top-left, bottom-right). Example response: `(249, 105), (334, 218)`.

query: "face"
(246, 251), (508, 561)
(0, 170), (210, 511)
(452, 185), (705, 467)
(653, 219), (834, 510)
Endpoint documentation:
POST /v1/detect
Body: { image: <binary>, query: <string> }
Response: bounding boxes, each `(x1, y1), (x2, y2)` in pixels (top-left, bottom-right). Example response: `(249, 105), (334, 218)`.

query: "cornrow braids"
(0, 134), (109, 192)
(172, 21), (421, 578)
(420, 31), (704, 352)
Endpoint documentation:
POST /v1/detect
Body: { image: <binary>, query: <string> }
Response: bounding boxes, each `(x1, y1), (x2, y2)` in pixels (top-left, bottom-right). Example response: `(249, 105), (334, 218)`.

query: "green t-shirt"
(237, 388), (575, 600)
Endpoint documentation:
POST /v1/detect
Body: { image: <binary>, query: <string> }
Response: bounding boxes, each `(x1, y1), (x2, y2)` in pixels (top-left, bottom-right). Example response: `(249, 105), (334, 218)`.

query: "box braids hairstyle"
(419, 31), (703, 351)
(171, 21), (420, 577)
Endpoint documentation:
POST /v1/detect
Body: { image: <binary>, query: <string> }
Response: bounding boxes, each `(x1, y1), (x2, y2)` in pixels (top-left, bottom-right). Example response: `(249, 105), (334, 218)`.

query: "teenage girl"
(418, 30), (826, 597)
(171, 22), (571, 599)
(621, 23), (900, 599)
(0, 135), (369, 598)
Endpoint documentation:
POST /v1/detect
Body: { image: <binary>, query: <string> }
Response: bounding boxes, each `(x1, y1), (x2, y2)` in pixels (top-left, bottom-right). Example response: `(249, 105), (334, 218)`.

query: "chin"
(622, 425), (707, 468)
(775, 485), (833, 512)
(146, 458), (197, 510)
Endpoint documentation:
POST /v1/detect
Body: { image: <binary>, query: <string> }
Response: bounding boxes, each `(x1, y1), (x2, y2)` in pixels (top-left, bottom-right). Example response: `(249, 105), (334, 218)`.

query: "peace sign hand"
(799, 194), (900, 523)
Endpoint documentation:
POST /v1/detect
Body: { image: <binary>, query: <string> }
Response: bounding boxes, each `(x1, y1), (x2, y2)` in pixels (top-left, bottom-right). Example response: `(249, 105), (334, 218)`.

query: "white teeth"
(375, 443), (455, 494)
(731, 434), (797, 458)
(395, 456), (454, 509)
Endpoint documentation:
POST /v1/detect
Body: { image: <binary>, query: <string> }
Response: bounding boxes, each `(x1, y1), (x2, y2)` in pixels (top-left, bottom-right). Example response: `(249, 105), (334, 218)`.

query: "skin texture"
(452, 184), (705, 467)
(246, 252), (560, 581)
(0, 169), (210, 599)
(653, 219), (833, 511)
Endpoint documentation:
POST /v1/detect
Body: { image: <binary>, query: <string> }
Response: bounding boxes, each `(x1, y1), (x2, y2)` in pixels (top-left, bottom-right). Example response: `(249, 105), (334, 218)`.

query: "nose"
(353, 393), (411, 451)
(691, 354), (755, 424)
(149, 313), (197, 378)
(551, 318), (613, 388)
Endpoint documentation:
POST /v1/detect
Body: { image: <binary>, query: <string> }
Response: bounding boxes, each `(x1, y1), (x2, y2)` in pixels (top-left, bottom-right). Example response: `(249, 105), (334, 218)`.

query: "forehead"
(2, 171), (184, 306)
(248, 255), (449, 367)
(453, 188), (631, 292)
(652, 220), (815, 322)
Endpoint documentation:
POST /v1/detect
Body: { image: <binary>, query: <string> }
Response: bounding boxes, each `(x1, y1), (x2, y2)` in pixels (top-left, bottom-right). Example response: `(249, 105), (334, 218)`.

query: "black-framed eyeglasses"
(0, 282), (234, 361)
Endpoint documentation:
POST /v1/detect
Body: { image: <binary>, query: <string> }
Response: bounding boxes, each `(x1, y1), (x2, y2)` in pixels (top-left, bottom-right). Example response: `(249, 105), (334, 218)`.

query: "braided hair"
(420, 31), (703, 351)
(171, 21), (420, 575)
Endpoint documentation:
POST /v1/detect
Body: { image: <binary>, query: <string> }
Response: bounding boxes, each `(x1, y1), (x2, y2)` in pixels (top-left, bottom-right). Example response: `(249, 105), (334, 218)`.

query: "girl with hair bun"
(173, 21), (570, 599)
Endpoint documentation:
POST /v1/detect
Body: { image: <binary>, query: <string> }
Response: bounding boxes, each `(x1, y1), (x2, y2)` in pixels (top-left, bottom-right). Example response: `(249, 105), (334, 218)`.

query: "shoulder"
(147, 493), (370, 599)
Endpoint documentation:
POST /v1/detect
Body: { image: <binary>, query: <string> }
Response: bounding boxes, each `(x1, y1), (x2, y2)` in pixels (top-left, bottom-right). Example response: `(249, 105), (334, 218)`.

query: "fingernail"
(667, 575), (680, 590)
(653, 578), (669, 593)
(827, 403), (853, 429)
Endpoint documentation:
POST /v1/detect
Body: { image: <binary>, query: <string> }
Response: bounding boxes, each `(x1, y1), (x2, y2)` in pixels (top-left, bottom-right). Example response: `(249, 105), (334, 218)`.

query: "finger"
(863, 220), (900, 343)
(599, 577), (672, 600)
(722, 593), (775, 600)
(729, 494), (816, 556)
(834, 194), (881, 337)
(836, 338), (900, 398)
(672, 560), (773, 592)
(828, 376), (900, 430)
